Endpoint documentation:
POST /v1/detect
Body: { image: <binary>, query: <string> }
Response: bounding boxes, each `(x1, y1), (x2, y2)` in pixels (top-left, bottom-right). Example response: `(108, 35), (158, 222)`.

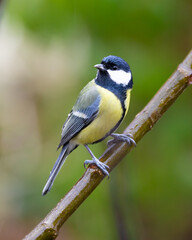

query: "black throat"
(95, 71), (132, 113)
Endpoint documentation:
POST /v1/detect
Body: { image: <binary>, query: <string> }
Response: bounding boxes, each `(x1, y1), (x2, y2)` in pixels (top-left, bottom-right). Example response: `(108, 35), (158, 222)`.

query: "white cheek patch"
(107, 69), (132, 86)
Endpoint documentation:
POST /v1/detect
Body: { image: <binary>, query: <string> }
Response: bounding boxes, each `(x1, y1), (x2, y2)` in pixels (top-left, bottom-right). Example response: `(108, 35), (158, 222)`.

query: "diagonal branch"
(23, 50), (192, 240)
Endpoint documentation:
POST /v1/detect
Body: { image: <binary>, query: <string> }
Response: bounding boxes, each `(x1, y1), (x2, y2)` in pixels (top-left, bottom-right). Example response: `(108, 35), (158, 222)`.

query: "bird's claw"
(84, 158), (110, 177)
(107, 133), (136, 147)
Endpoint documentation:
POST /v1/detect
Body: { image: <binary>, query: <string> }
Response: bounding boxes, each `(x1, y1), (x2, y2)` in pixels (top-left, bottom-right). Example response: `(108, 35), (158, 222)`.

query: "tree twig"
(23, 50), (192, 240)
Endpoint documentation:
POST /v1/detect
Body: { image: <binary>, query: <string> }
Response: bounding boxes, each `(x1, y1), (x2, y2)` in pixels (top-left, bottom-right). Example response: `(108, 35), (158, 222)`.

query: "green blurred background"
(0, 0), (192, 239)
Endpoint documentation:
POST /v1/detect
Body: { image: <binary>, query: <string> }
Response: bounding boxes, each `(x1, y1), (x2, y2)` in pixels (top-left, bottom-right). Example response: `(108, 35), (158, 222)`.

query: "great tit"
(42, 55), (135, 195)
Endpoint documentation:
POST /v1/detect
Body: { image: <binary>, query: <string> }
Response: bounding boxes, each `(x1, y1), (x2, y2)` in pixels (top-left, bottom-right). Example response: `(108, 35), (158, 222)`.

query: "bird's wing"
(57, 80), (100, 149)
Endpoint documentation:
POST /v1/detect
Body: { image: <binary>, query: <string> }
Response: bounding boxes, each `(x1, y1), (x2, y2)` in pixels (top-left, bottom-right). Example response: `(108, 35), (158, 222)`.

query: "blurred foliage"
(0, 0), (192, 239)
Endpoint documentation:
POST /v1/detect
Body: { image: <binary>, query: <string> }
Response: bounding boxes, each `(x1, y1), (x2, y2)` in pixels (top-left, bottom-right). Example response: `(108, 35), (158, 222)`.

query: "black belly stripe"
(92, 84), (128, 144)
(93, 72), (133, 144)
(95, 75), (129, 115)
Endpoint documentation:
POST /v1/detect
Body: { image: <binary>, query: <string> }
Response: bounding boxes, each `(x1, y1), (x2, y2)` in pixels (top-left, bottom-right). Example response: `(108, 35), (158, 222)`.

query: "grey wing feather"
(57, 81), (100, 149)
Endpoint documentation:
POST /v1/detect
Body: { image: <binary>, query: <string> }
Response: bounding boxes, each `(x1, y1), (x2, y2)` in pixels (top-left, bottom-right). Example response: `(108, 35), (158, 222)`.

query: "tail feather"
(42, 144), (69, 196)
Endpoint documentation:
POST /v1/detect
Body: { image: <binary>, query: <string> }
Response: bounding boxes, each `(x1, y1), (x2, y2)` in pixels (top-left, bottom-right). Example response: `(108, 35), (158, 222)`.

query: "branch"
(23, 50), (192, 240)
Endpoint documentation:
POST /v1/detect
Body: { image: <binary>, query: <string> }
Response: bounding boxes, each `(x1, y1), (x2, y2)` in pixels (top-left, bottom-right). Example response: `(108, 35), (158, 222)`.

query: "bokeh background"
(0, 0), (192, 239)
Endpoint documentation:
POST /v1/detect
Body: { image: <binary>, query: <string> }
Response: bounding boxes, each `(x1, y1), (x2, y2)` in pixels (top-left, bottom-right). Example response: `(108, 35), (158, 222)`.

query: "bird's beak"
(94, 64), (106, 71)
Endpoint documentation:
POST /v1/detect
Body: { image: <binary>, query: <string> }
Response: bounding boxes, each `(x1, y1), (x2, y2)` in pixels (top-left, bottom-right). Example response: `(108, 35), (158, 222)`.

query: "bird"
(42, 55), (136, 195)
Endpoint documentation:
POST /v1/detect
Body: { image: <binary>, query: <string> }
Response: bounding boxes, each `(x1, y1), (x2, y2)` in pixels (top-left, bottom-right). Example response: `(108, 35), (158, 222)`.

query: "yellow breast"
(124, 89), (131, 115)
(73, 86), (131, 145)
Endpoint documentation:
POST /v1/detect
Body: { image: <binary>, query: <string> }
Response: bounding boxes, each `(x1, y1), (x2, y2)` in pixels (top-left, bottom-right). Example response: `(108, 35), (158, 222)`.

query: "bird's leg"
(84, 145), (110, 176)
(107, 133), (136, 147)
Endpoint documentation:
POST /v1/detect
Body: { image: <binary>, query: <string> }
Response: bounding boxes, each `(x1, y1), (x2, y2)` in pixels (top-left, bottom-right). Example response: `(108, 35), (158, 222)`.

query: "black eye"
(112, 66), (118, 70)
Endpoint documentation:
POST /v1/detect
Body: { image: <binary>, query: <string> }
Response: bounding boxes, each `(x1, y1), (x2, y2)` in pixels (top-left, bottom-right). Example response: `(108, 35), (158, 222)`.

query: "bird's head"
(94, 55), (133, 89)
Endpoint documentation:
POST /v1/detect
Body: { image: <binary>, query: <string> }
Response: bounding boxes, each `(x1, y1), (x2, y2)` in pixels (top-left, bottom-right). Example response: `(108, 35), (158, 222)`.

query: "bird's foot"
(84, 157), (110, 177)
(107, 133), (136, 147)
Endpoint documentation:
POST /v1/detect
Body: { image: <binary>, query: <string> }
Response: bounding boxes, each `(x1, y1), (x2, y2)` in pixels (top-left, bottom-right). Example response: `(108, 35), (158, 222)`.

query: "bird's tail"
(42, 144), (69, 196)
